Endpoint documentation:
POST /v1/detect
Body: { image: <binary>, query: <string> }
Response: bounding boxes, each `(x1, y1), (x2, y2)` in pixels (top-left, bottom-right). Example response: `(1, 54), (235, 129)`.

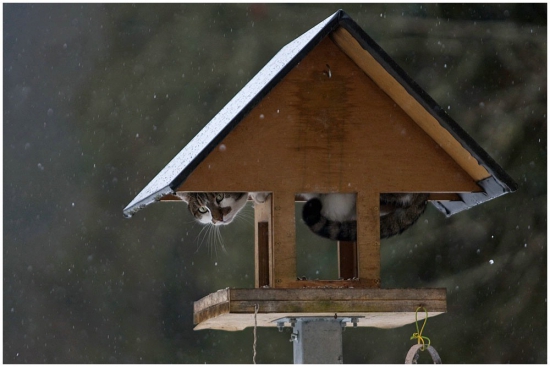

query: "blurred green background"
(3, 3), (546, 363)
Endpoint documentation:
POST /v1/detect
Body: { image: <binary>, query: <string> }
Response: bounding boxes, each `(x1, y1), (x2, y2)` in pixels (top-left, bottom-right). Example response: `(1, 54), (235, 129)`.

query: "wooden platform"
(194, 288), (446, 331)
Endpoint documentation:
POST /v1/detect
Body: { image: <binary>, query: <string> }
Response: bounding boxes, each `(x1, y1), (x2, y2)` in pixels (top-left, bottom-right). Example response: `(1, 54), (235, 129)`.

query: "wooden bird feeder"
(124, 10), (516, 334)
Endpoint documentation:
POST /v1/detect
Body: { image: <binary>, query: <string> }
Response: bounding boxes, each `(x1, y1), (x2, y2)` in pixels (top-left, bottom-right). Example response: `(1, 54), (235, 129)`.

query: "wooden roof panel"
(178, 37), (481, 194)
(123, 11), (341, 217)
(124, 10), (516, 218)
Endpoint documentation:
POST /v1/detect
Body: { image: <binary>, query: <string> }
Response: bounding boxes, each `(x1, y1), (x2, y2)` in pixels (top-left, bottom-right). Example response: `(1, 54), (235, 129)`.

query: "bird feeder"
(124, 9), (516, 343)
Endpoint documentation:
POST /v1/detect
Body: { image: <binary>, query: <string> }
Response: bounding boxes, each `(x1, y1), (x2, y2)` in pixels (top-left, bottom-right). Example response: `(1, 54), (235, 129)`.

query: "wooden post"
(356, 192), (381, 287)
(254, 195), (272, 288)
(271, 192), (296, 288)
(338, 241), (358, 280)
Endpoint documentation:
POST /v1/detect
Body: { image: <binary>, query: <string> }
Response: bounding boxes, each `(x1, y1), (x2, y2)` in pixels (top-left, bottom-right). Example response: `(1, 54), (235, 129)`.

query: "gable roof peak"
(124, 10), (516, 218)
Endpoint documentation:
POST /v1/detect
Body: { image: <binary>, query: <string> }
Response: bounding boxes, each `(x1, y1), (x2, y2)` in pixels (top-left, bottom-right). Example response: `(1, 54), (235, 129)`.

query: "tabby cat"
(301, 193), (430, 241)
(179, 192), (428, 240)
(176, 192), (267, 225)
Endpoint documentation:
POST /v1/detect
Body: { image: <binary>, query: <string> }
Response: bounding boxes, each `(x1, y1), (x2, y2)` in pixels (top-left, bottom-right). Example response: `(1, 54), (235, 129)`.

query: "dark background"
(3, 3), (546, 363)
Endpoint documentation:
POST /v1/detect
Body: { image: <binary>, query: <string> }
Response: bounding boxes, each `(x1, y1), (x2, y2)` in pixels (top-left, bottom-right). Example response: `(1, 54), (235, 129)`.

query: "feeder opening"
(295, 193), (357, 281)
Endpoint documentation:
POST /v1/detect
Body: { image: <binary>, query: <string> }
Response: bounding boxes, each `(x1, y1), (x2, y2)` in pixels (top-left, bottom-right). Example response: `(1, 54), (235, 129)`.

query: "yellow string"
(410, 306), (431, 351)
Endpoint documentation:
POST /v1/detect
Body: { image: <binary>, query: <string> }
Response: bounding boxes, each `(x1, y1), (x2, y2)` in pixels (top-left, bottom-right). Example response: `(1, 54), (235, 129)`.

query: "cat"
(301, 193), (430, 241)
(178, 191), (428, 240)
(176, 192), (268, 225)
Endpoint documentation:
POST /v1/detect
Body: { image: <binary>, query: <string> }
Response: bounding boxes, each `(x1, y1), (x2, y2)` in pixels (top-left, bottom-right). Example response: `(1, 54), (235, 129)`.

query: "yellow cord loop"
(410, 306), (431, 351)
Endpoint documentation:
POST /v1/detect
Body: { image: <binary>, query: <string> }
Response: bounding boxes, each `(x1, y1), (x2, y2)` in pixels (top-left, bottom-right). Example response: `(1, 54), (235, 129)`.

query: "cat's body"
(301, 193), (429, 241)
(179, 191), (428, 240)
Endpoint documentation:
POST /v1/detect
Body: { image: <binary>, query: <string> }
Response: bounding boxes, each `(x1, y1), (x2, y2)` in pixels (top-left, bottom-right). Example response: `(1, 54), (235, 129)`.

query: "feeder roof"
(123, 10), (516, 218)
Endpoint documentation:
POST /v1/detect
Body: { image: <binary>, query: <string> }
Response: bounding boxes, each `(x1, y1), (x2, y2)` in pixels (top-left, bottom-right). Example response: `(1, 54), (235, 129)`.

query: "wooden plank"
(159, 194), (182, 201)
(272, 193), (296, 287)
(193, 311), (445, 331)
(356, 192), (380, 287)
(193, 288), (230, 313)
(193, 288), (447, 331)
(338, 241), (358, 280)
(194, 302), (230, 325)
(256, 222), (270, 287)
(283, 279), (379, 288)
(228, 299), (446, 313)
(330, 27), (490, 182)
(228, 288), (446, 301)
(254, 195), (272, 287)
(166, 192), (463, 203)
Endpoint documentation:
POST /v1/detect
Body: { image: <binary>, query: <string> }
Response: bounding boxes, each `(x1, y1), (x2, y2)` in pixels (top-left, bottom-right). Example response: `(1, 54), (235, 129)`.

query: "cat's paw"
(251, 192), (270, 203)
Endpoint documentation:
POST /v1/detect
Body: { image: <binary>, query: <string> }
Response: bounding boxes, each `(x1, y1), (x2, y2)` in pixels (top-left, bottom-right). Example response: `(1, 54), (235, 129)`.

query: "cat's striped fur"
(179, 192), (428, 240)
(302, 193), (429, 241)
(177, 192), (249, 225)
(177, 192), (267, 225)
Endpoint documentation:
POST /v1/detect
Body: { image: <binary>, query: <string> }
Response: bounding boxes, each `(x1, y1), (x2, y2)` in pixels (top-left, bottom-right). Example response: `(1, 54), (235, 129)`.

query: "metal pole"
(276, 316), (359, 363)
(289, 317), (346, 364)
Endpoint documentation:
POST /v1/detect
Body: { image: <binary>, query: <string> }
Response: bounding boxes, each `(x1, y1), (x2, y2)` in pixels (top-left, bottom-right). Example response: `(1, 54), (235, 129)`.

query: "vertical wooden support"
(256, 222), (270, 287)
(356, 192), (381, 287)
(254, 195), (272, 288)
(337, 241), (358, 280)
(272, 193), (296, 287)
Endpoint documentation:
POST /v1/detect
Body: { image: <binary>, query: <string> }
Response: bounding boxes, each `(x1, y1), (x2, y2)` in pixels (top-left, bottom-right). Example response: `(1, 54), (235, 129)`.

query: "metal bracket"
(273, 316), (363, 332)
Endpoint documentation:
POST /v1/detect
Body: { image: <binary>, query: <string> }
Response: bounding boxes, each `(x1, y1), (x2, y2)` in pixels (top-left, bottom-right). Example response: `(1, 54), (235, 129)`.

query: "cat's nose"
(211, 210), (226, 224)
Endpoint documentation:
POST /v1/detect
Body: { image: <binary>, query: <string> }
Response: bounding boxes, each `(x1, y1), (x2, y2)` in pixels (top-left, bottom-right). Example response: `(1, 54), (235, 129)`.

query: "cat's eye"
(198, 206), (208, 213)
(215, 194), (224, 203)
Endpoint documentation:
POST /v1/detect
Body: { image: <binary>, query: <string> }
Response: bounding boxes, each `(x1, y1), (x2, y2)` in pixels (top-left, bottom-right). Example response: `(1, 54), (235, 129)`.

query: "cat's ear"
(175, 192), (190, 203)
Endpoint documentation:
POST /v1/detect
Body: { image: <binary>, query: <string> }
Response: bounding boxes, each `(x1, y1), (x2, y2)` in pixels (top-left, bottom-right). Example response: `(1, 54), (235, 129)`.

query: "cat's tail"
(302, 198), (357, 242)
(302, 194), (429, 241)
(380, 193), (429, 238)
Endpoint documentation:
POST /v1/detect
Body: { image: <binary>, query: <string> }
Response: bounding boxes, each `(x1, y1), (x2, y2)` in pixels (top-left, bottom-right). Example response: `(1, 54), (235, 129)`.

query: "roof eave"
(123, 185), (173, 218)
(337, 15), (517, 215)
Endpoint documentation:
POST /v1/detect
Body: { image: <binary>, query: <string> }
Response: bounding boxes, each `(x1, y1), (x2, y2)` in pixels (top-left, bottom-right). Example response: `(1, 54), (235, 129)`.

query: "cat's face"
(178, 192), (248, 225)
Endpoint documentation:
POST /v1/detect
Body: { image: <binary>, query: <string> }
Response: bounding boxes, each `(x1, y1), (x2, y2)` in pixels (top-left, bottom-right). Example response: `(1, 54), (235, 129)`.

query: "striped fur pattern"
(302, 193), (429, 241)
(177, 192), (249, 225)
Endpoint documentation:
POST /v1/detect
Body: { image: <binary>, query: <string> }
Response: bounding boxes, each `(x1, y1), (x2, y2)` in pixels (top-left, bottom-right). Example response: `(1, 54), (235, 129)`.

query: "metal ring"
(405, 344), (442, 364)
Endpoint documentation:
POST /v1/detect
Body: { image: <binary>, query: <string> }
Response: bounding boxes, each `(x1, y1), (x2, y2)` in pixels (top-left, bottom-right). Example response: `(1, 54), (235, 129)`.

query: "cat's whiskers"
(234, 211), (254, 225)
(194, 223), (228, 258)
(195, 223), (211, 254)
(183, 218), (197, 225)
(207, 225), (216, 257)
(186, 193), (263, 256)
(215, 226), (228, 254)
(234, 206), (254, 224)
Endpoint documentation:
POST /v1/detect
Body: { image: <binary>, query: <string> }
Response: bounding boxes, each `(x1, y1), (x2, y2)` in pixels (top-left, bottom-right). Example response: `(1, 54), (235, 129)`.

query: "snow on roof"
(123, 11), (341, 217)
(124, 10), (516, 218)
